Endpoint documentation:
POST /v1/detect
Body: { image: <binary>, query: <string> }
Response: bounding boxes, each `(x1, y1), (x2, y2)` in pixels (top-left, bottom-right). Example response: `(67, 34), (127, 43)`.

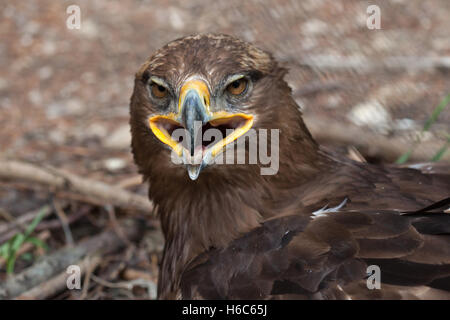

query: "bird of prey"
(129, 34), (450, 299)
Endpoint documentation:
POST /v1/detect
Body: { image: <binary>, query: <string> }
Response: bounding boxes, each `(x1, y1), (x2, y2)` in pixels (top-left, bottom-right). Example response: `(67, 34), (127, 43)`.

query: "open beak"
(148, 79), (254, 180)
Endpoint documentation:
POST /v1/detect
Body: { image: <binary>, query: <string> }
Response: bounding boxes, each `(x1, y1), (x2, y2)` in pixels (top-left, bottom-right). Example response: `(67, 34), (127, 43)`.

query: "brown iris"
(226, 78), (248, 95)
(151, 83), (168, 98)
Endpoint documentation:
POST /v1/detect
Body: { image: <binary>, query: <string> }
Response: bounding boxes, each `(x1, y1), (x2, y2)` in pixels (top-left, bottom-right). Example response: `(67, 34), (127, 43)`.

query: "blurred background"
(0, 0), (449, 299)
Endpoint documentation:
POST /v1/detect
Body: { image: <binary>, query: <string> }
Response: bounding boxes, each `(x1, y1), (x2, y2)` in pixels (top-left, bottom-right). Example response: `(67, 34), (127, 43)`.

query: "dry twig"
(15, 255), (101, 300)
(0, 160), (153, 214)
(0, 219), (145, 299)
(79, 256), (101, 300)
(52, 199), (74, 246)
(0, 205), (53, 244)
(91, 274), (157, 299)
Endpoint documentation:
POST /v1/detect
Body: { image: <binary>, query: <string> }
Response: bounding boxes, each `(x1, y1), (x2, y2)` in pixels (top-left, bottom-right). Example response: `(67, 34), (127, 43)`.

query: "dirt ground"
(0, 0), (449, 299)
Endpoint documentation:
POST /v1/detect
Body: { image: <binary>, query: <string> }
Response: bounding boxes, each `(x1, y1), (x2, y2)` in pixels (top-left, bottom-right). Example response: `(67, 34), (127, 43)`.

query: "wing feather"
(181, 198), (450, 299)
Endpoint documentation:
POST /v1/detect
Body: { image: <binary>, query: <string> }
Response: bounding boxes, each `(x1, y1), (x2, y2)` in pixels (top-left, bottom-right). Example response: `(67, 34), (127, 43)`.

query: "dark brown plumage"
(129, 34), (450, 299)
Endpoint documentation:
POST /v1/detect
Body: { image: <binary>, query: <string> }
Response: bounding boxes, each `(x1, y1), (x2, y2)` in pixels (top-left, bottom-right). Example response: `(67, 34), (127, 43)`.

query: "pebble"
(302, 19), (328, 36)
(46, 98), (86, 118)
(103, 125), (131, 149)
(104, 158), (127, 171)
(347, 100), (392, 133)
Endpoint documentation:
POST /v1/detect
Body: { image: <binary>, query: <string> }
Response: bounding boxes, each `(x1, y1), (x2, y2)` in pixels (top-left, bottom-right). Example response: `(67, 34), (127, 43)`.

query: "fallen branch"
(0, 218), (145, 299)
(123, 268), (155, 282)
(0, 208), (15, 223)
(52, 199), (74, 246)
(79, 255), (102, 300)
(15, 255), (101, 300)
(35, 205), (90, 232)
(0, 204), (93, 245)
(117, 175), (144, 189)
(0, 160), (153, 214)
(0, 205), (52, 237)
(91, 274), (157, 300)
(293, 55), (450, 73)
(304, 115), (450, 163)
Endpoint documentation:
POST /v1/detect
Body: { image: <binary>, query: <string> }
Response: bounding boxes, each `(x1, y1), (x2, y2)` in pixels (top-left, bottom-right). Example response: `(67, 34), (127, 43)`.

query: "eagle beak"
(180, 82), (209, 158)
(148, 79), (254, 180)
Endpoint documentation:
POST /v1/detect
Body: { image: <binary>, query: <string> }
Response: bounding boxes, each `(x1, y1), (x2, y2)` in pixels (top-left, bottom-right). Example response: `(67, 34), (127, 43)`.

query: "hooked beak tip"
(187, 164), (202, 180)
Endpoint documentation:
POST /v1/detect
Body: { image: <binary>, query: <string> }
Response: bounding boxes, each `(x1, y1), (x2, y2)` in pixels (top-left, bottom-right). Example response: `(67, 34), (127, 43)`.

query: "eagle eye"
(226, 78), (248, 96)
(150, 82), (168, 99)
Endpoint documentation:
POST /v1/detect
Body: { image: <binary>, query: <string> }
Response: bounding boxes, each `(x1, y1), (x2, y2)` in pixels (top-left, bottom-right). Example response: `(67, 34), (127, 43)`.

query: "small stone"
(28, 89), (42, 105)
(23, 21), (40, 34)
(168, 7), (185, 30)
(302, 19), (328, 36)
(46, 99), (86, 118)
(41, 40), (56, 55)
(347, 100), (392, 133)
(38, 66), (53, 80)
(48, 130), (66, 144)
(104, 158), (127, 171)
(85, 123), (107, 139)
(326, 94), (342, 109)
(0, 78), (8, 90)
(80, 20), (99, 38)
(394, 118), (417, 131)
(20, 34), (33, 47)
(103, 125), (131, 149)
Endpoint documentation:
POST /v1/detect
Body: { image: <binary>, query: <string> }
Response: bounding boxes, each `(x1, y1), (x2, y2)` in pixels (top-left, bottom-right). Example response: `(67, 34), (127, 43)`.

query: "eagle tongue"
(186, 164), (202, 180)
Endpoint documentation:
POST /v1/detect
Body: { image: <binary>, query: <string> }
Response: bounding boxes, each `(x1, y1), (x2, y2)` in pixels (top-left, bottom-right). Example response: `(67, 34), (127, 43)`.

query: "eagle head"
(130, 34), (312, 189)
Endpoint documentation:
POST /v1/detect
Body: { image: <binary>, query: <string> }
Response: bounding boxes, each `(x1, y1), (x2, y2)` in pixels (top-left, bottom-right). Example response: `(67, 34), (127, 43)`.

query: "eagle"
(129, 34), (450, 299)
